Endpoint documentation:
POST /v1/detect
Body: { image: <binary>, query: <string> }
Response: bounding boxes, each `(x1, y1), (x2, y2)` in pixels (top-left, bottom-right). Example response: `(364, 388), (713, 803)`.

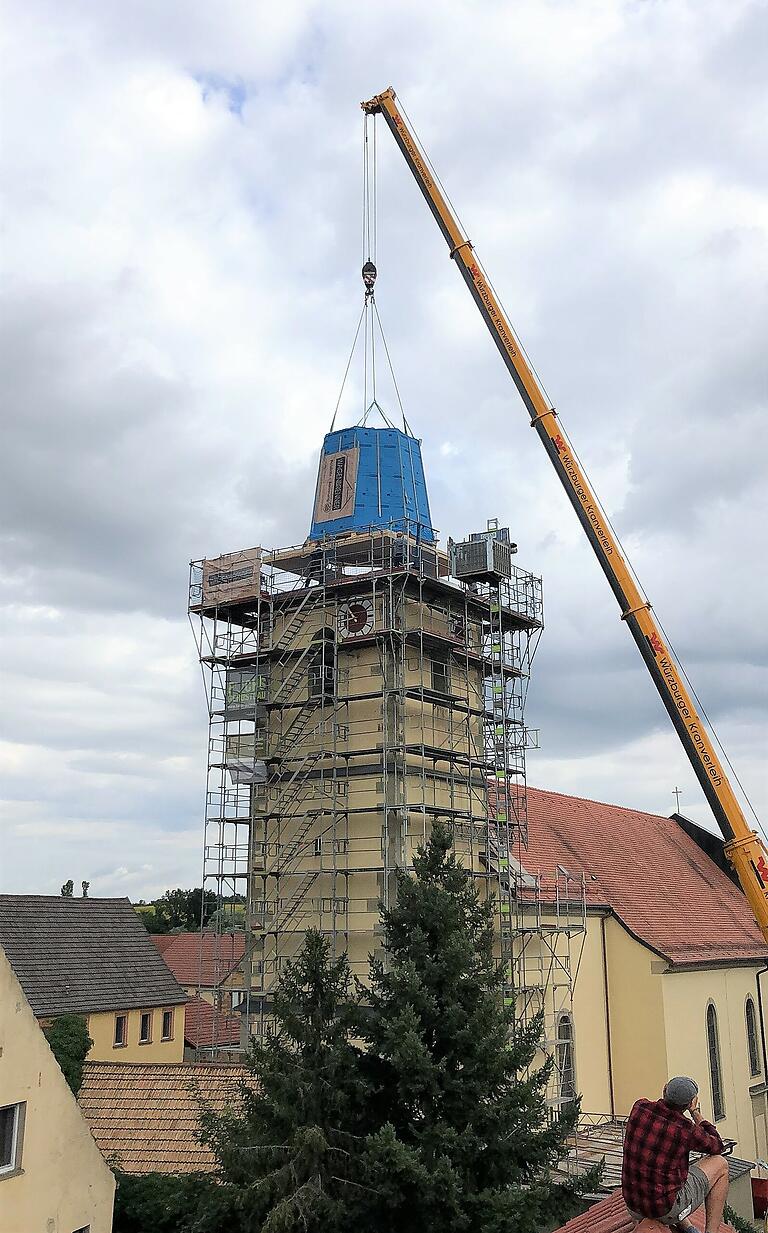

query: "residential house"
(521, 787), (768, 1165)
(151, 930), (246, 1011)
(0, 895), (187, 1063)
(78, 1061), (247, 1175)
(0, 945), (115, 1232)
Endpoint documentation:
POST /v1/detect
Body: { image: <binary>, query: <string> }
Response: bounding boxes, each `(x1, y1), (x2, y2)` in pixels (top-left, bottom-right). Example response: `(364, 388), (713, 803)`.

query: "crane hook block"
(362, 261), (377, 297)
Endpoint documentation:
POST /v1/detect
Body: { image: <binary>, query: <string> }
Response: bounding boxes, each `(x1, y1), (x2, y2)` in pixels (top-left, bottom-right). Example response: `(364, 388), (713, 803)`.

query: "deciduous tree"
(44, 1014), (92, 1094)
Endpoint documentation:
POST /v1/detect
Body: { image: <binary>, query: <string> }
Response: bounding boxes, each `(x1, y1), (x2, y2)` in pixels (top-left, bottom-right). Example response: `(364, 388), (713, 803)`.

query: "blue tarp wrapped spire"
(308, 425), (435, 543)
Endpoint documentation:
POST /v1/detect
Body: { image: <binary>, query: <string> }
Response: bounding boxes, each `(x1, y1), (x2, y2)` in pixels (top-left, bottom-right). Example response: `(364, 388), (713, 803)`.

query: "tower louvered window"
(706, 1003), (725, 1120)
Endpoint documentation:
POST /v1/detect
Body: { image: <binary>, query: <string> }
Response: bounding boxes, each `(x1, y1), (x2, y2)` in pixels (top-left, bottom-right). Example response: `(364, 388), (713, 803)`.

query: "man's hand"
(689, 1095), (703, 1123)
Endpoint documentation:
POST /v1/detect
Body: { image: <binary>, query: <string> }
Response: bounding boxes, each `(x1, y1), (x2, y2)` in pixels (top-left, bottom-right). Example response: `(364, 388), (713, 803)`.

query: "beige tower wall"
(249, 580), (496, 997)
(192, 534), (549, 1061)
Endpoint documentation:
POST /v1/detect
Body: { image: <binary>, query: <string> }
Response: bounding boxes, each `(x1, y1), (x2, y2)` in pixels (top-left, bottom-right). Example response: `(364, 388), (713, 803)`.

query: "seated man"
(622, 1076), (728, 1232)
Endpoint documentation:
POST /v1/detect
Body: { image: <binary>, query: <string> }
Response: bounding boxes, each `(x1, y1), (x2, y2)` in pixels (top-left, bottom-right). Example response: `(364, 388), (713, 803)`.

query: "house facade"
(0, 895), (188, 1064)
(0, 947), (115, 1232)
(521, 788), (768, 1163)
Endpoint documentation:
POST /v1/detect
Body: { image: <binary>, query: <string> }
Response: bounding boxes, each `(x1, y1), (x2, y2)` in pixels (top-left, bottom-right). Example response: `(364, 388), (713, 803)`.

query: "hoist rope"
(653, 612), (763, 833)
(559, 428), (762, 833)
(373, 300), (412, 436)
(329, 302), (365, 432)
(397, 97), (761, 837)
(331, 111), (414, 436)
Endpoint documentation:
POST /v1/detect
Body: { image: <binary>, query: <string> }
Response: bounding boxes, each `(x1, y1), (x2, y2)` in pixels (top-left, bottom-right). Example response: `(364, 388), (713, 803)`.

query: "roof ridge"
(0, 893), (133, 903)
(83, 1060), (245, 1072)
(0, 895), (187, 1015)
(522, 787), (768, 966)
(527, 783), (670, 822)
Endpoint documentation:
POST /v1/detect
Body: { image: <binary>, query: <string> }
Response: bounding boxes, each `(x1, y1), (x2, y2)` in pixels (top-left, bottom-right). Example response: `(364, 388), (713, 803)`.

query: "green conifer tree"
(201, 930), (372, 1233)
(357, 823), (596, 1233)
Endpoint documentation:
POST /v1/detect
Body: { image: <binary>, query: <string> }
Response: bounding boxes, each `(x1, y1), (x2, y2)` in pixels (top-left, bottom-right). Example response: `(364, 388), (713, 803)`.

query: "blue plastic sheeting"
(308, 426), (435, 543)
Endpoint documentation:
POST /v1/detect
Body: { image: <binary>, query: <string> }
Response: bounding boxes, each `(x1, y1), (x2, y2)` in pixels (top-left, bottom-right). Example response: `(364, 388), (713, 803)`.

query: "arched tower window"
(746, 996), (761, 1077)
(706, 1003), (725, 1120)
(557, 1012), (576, 1103)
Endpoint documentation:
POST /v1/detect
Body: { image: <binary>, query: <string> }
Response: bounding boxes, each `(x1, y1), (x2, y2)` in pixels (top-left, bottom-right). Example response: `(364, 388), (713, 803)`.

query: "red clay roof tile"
(152, 932), (246, 987)
(184, 995), (241, 1049)
(79, 1060), (248, 1174)
(553, 1187), (735, 1233)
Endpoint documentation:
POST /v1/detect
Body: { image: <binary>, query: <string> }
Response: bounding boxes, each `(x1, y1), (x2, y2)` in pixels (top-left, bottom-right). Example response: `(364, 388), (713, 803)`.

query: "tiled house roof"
(150, 935), (175, 956)
(0, 895), (187, 1016)
(152, 931), (246, 987)
(79, 1061), (247, 1174)
(184, 995), (241, 1049)
(552, 1188), (735, 1233)
(518, 788), (768, 968)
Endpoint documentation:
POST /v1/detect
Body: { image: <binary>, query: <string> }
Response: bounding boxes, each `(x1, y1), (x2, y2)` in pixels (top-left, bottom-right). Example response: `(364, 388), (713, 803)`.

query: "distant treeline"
(133, 887), (244, 934)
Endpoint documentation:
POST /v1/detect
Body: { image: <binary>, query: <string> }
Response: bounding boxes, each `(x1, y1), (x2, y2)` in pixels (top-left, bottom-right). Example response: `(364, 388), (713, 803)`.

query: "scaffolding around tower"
(189, 506), (583, 1101)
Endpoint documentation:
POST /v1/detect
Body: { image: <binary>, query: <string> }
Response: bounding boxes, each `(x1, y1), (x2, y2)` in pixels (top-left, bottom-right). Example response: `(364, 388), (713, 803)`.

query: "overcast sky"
(1, 0), (766, 898)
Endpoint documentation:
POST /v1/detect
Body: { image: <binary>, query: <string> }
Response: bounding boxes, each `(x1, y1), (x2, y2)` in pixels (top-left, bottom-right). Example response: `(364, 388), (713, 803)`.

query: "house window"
(113, 1014), (127, 1048)
(706, 1003), (725, 1120)
(139, 1012), (152, 1044)
(556, 1013), (576, 1103)
(0, 1103), (25, 1177)
(746, 996), (761, 1077)
(161, 1009), (174, 1041)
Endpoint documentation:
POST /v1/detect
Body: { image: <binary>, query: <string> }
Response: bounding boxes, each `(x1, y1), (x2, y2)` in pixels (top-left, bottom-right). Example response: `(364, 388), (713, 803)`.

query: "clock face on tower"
(338, 599), (374, 638)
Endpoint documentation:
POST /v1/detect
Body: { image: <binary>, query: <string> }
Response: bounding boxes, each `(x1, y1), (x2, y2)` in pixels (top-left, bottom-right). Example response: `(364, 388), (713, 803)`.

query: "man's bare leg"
(696, 1155), (729, 1233)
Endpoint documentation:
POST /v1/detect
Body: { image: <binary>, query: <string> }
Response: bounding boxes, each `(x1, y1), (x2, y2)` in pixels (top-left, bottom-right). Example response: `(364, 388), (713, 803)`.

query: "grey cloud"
(1, 0), (766, 896)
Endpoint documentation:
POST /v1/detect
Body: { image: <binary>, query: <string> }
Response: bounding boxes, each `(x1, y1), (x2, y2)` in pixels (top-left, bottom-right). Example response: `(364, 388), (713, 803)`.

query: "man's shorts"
(628, 1164), (711, 1226)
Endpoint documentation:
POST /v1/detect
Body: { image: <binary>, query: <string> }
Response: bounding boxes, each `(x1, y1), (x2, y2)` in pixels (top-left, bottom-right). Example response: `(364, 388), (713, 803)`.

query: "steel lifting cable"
(555, 427), (763, 832)
(482, 288), (763, 835)
(395, 95), (563, 426)
(336, 111), (416, 437)
(370, 284), (377, 406)
(396, 95), (471, 244)
(331, 117), (376, 432)
(398, 98), (762, 829)
(362, 113), (371, 266)
(372, 110), (378, 265)
(373, 300), (412, 436)
(368, 116), (415, 438)
(329, 302), (365, 432)
(363, 294), (369, 416)
(652, 611), (763, 832)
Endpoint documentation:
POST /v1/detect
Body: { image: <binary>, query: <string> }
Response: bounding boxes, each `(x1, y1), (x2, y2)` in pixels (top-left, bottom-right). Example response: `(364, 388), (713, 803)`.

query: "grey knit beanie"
(664, 1076), (699, 1109)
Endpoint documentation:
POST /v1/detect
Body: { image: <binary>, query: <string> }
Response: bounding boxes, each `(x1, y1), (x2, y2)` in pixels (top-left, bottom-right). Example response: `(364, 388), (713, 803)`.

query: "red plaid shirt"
(622, 1098), (724, 1218)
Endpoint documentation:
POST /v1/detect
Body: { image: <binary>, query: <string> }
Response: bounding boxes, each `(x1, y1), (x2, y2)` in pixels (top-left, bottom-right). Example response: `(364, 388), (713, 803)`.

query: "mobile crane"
(361, 87), (768, 942)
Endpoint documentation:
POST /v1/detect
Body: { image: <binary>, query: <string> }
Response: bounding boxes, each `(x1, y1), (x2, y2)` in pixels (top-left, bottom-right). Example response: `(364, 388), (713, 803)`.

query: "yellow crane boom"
(361, 86), (768, 941)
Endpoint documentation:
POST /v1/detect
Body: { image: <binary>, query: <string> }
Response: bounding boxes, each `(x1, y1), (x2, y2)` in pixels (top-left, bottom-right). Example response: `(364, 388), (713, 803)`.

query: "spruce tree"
(200, 930), (372, 1233)
(357, 823), (595, 1233)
